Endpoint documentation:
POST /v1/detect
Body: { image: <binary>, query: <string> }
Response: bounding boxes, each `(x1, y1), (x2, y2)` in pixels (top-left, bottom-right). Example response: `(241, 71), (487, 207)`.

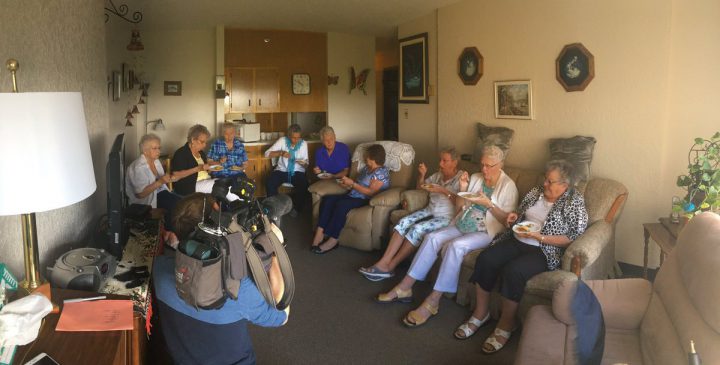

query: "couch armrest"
(562, 220), (613, 273)
(369, 187), (404, 207)
(552, 278), (651, 330)
(308, 180), (347, 197)
(524, 270), (579, 301)
(401, 189), (429, 213)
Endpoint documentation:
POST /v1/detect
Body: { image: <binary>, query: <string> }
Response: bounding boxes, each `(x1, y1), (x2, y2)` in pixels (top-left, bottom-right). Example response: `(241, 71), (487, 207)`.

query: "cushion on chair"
(471, 122), (515, 163)
(548, 135), (597, 183)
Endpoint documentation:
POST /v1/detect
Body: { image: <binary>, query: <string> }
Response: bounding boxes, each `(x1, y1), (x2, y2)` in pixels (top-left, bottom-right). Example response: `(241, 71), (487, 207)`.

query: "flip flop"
(482, 327), (514, 354)
(375, 287), (412, 304)
(402, 302), (439, 327)
(454, 313), (490, 340)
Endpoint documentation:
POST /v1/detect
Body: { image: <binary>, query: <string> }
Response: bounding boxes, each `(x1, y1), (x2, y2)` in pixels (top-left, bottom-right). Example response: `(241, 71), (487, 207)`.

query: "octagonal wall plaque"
(556, 43), (594, 92)
(458, 47), (483, 85)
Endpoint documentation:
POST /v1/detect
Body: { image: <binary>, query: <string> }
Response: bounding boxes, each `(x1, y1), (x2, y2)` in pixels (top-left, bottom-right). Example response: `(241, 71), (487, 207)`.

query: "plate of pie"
(230, 165), (244, 171)
(512, 221), (541, 234)
(420, 183), (435, 189)
(317, 172), (332, 179)
(457, 192), (480, 199)
(209, 165), (223, 171)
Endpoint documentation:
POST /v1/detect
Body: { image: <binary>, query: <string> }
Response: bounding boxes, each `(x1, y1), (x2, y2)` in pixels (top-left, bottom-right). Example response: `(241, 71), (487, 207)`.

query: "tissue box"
(0, 264), (18, 291)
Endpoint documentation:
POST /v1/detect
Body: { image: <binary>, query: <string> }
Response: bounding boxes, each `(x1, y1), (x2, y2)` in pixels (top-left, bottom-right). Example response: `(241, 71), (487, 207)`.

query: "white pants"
(407, 225), (492, 293)
(196, 179), (240, 201)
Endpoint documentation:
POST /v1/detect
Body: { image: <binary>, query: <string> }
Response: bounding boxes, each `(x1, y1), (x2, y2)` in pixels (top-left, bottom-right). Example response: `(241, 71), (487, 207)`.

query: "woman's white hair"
(439, 146), (459, 161)
(319, 126), (336, 138)
(482, 145), (505, 162)
(222, 122), (236, 133)
(139, 133), (161, 151)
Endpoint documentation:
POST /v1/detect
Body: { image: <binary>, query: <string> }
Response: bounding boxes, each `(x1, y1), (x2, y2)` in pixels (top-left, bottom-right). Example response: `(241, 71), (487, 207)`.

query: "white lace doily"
(352, 141), (415, 172)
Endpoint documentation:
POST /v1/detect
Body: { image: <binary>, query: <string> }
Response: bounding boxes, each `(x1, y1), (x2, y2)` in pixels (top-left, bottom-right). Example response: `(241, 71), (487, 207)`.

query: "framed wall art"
(399, 32), (428, 103)
(164, 81), (182, 96)
(556, 43), (595, 92)
(112, 71), (121, 101)
(458, 47), (483, 85)
(494, 80), (533, 120)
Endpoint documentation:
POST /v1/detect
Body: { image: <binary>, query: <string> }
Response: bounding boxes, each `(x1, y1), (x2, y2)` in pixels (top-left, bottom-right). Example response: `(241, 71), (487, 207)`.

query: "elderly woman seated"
(455, 159), (588, 355)
(207, 122), (249, 184)
(265, 124), (309, 214)
(126, 133), (182, 229)
(311, 144), (390, 254)
(312, 126), (350, 180)
(374, 145), (518, 328)
(358, 147), (465, 280)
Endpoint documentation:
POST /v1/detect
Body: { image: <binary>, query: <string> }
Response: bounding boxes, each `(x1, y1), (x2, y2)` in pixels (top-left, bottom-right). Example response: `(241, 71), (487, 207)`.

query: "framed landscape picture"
(494, 80), (533, 120)
(399, 32), (428, 103)
(556, 43), (594, 92)
(164, 81), (182, 96)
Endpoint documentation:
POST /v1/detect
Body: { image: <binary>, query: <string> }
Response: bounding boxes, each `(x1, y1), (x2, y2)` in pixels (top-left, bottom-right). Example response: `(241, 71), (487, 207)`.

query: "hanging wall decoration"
(349, 67), (370, 95)
(556, 43), (595, 92)
(399, 32), (429, 103)
(458, 47), (483, 85)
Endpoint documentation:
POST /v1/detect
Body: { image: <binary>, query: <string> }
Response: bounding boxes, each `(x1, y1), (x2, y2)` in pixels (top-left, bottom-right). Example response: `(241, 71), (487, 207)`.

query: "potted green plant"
(674, 131), (720, 218)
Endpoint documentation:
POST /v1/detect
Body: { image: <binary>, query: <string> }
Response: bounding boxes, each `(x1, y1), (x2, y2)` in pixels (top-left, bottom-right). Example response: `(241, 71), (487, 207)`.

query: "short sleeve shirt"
(348, 166), (390, 199)
(315, 142), (351, 174)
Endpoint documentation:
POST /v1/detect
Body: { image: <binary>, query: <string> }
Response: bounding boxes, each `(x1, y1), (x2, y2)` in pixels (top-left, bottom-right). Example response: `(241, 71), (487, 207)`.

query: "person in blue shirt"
(310, 144), (390, 254)
(154, 193), (289, 365)
(207, 122), (249, 185)
(312, 126), (350, 180)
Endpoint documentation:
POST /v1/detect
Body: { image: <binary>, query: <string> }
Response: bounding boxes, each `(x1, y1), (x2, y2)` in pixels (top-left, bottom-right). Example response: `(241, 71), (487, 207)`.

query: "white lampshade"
(0, 92), (96, 215)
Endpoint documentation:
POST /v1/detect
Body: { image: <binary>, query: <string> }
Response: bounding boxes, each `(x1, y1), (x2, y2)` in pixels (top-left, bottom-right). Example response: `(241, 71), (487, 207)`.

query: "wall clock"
(292, 73), (311, 95)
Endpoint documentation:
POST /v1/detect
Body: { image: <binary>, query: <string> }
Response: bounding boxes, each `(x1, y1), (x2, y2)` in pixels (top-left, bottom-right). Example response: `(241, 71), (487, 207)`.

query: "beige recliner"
(514, 212), (720, 365)
(308, 141), (415, 251)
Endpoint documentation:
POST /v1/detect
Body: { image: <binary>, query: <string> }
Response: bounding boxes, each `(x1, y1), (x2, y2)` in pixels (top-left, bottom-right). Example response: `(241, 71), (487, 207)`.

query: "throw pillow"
(471, 123), (515, 163)
(548, 136), (596, 183)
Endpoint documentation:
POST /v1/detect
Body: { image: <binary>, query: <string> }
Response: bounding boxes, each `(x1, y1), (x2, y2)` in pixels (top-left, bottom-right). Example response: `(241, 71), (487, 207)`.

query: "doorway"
(382, 67), (398, 141)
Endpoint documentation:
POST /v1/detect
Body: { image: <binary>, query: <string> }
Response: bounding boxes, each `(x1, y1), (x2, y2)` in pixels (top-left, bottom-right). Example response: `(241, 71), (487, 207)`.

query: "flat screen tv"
(106, 133), (128, 257)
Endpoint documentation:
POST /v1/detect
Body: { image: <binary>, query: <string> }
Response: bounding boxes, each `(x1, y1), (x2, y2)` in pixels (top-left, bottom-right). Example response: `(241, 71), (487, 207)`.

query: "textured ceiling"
(118, 0), (461, 36)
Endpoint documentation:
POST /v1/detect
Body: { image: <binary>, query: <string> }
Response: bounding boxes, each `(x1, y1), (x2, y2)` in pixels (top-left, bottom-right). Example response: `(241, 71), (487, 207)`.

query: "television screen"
(106, 133), (128, 257)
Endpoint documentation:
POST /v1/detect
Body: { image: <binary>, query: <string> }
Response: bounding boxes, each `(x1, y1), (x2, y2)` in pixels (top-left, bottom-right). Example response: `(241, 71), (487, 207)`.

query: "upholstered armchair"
(455, 166), (629, 320)
(514, 212), (720, 365)
(308, 141), (415, 251)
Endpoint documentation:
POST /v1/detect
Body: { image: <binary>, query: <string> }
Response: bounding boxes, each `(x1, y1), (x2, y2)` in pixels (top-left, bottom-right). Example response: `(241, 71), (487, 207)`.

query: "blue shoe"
(359, 266), (395, 281)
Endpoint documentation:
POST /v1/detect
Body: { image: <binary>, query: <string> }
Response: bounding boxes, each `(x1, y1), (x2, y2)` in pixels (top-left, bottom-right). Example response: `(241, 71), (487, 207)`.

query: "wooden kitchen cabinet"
(227, 67), (279, 113)
(245, 144), (272, 197)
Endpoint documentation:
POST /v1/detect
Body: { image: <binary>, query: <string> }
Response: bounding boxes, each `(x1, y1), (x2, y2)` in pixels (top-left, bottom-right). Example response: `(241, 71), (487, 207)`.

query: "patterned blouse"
(348, 166), (391, 199)
(495, 186), (588, 270)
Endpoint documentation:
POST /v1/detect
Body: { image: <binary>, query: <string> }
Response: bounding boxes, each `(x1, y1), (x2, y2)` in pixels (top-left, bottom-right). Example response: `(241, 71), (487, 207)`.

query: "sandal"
(402, 302), (438, 327)
(482, 327), (514, 354)
(454, 313), (490, 340)
(375, 287), (412, 304)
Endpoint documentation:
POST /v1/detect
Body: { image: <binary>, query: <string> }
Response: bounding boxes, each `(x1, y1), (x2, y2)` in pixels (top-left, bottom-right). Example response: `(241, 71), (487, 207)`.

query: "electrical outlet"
(403, 109), (409, 119)
(461, 154), (472, 161)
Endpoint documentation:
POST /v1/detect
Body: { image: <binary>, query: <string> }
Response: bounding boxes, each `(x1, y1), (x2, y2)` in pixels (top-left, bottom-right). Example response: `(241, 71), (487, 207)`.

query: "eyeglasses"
(544, 179), (567, 185)
(480, 161), (500, 169)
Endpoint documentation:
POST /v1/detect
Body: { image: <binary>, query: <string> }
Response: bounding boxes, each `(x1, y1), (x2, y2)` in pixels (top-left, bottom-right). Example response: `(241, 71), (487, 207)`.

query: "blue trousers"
(318, 194), (368, 239)
(266, 170), (308, 212)
(157, 190), (182, 231)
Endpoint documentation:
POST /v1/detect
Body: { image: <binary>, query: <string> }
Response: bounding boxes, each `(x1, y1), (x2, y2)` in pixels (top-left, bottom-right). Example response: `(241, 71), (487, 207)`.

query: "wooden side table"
(642, 217), (681, 278)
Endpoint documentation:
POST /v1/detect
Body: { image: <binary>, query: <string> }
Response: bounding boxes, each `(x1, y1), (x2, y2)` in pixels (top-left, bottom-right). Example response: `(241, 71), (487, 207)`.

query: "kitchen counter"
(244, 139), (320, 146)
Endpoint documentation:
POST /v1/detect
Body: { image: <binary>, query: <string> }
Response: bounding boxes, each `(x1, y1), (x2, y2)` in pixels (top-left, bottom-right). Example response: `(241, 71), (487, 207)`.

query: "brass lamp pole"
(7, 58), (44, 291)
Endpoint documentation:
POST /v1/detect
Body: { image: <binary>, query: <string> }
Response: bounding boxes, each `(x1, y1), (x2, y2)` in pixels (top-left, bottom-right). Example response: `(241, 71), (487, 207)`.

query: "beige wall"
(130, 29), (217, 155)
(398, 11), (439, 170)
(400, 0), (720, 267)
(327, 32), (377, 148)
(0, 0), (108, 278)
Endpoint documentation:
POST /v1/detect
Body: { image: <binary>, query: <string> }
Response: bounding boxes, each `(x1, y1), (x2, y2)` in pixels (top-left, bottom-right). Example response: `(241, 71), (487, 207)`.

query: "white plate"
(420, 183), (435, 189)
(281, 182), (294, 188)
(230, 165), (244, 171)
(457, 192), (481, 199)
(512, 221), (541, 234)
(209, 165), (223, 171)
(317, 172), (332, 179)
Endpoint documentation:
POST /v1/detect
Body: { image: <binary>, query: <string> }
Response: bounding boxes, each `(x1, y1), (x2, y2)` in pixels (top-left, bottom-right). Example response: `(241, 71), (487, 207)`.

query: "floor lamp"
(0, 59), (96, 291)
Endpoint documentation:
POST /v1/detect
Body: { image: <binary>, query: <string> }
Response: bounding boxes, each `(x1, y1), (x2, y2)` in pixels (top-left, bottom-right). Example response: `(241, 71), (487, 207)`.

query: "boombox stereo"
(48, 248), (117, 291)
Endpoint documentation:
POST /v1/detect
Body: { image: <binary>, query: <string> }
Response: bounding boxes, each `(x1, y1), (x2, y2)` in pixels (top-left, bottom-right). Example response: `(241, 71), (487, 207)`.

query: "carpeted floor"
(248, 211), (518, 365)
